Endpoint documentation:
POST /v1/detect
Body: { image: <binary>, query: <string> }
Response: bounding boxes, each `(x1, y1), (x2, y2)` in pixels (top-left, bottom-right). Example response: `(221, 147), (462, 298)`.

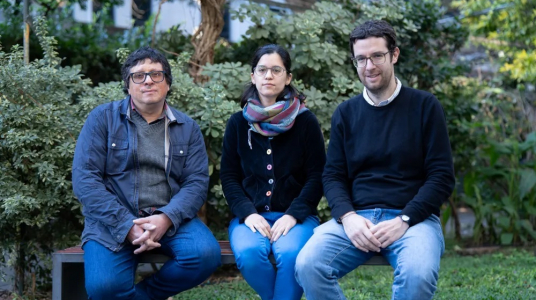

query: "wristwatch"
(398, 215), (410, 225)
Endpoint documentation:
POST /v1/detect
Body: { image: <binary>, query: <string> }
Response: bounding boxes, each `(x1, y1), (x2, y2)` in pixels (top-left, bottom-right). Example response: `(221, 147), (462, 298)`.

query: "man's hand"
(127, 223), (161, 254)
(244, 213), (272, 239)
(370, 217), (409, 248)
(341, 213), (381, 253)
(270, 214), (297, 243)
(133, 214), (173, 243)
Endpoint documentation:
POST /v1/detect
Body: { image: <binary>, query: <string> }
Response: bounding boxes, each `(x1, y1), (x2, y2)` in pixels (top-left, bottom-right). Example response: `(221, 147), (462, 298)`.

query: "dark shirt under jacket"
(324, 86), (455, 226)
(221, 110), (326, 223)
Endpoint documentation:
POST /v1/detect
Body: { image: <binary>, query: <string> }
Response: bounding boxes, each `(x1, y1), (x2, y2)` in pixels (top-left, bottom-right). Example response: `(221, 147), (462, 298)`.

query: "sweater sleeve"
(400, 96), (455, 226)
(285, 112), (326, 222)
(220, 114), (258, 221)
(323, 106), (356, 221)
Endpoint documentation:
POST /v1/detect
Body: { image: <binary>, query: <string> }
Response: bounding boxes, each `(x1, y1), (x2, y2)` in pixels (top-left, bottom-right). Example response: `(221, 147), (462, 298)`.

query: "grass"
(174, 248), (536, 300)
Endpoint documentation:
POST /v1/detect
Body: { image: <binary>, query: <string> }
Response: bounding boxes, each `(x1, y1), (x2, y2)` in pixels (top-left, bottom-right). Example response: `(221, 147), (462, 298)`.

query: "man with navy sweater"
(295, 20), (455, 299)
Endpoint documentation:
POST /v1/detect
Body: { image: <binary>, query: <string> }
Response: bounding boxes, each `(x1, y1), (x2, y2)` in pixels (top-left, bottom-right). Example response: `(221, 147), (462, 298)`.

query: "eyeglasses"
(253, 66), (287, 77)
(129, 71), (166, 84)
(351, 51), (391, 68)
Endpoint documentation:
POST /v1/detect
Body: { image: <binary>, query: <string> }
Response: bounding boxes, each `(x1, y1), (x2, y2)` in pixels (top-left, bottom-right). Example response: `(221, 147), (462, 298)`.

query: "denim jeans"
(295, 209), (444, 300)
(83, 218), (221, 300)
(229, 212), (319, 300)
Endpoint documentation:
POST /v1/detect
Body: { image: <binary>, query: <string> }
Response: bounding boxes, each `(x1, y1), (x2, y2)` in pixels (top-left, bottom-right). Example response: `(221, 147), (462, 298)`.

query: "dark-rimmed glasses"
(253, 66), (287, 77)
(351, 51), (391, 68)
(130, 71), (166, 84)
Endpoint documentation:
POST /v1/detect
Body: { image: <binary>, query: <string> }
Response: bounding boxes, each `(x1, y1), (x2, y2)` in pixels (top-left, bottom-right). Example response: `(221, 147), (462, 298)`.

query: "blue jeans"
(229, 212), (319, 300)
(83, 218), (221, 300)
(295, 209), (444, 300)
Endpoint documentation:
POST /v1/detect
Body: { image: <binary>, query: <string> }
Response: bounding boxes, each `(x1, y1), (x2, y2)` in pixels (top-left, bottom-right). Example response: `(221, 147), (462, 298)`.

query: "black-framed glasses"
(253, 66), (287, 77)
(351, 51), (391, 68)
(129, 71), (166, 84)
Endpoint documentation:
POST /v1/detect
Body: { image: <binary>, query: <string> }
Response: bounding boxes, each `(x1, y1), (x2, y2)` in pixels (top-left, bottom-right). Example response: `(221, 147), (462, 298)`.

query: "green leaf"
(519, 169), (536, 199)
(496, 216), (511, 229)
(500, 233), (514, 245)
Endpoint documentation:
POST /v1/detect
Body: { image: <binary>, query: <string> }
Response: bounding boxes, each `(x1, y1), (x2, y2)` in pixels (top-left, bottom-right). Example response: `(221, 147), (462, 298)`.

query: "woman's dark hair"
(121, 46), (173, 95)
(349, 20), (397, 58)
(240, 44), (305, 108)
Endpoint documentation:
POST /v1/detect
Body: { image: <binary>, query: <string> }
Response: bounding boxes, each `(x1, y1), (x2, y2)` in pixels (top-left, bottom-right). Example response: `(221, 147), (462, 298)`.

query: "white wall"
(113, 0), (132, 29)
(73, 1), (93, 24)
(228, 0), (255, 43)
(152, 0), (201, 34)
(70, 0), (296, 43)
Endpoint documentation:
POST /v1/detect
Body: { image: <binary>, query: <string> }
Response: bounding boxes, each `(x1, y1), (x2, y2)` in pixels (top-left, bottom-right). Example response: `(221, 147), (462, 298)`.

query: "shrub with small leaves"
(0, 17), (91, 291)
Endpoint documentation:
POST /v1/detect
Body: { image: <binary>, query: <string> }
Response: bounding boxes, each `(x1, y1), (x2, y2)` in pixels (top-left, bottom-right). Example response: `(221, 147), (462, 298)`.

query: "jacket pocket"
(106, 137), (129, 174)
(169, 144), (188, 178)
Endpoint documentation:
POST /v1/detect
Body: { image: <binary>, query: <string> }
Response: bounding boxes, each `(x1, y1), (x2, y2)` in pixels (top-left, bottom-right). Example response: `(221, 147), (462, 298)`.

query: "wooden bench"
(52, 241), (388, 300)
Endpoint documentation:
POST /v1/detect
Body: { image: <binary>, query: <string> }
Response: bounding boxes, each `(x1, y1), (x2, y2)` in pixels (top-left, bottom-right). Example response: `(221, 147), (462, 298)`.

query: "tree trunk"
(449, 196), (462, 241)
(23, 0), (30, 65)
(188, 0), (226, 83)
(15, 227), (25, 296)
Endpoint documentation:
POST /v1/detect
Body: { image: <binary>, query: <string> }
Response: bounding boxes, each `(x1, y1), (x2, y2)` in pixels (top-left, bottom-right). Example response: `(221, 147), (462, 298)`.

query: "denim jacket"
(72, 96), (209, 251)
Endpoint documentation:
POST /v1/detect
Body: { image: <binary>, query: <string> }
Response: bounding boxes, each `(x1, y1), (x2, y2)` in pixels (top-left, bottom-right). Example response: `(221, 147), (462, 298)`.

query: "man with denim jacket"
(72, 47), (220, 300)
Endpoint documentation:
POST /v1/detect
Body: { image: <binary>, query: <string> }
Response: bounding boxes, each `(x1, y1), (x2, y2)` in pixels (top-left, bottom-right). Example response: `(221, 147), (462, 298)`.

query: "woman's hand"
(270, 214), (297, 243)
(245, 213), (272, 239)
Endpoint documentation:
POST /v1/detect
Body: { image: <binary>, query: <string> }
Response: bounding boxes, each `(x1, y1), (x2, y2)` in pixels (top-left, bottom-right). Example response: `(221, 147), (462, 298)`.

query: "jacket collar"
(121, 95), (184, 124)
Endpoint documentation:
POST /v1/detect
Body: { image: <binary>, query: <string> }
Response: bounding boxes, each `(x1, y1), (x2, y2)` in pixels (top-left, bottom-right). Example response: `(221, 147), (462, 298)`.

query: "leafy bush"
(0, 17), (90, 291)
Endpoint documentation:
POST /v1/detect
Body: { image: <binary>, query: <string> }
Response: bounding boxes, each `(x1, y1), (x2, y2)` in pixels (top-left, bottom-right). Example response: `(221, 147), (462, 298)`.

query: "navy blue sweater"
(324, 86), (455, 226)
(221, 110), (326, 222)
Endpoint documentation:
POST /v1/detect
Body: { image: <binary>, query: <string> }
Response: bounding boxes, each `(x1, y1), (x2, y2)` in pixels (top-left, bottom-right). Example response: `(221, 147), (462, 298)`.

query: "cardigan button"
(266, 191), (272, 196)
(267, 149), (272, 155)
(268, 179), (274, 184)
(112, 143), (116, 147)
(265, 205), (270, 211)
(267, 164), (272, 170)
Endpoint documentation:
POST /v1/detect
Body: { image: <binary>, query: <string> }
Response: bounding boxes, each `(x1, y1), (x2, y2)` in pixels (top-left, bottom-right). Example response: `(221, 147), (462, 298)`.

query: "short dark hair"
(121, 47), (173, 94)
(349, 20), (397, 58)
(240, 44), (305, 108)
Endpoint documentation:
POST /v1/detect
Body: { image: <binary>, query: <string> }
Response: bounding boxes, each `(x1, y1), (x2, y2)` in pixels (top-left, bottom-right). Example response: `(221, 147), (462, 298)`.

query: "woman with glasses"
(220, 44), (326, 300)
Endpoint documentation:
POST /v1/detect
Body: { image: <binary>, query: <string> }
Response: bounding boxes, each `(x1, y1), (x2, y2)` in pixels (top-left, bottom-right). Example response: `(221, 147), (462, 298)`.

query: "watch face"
(401, 215), (410, 222)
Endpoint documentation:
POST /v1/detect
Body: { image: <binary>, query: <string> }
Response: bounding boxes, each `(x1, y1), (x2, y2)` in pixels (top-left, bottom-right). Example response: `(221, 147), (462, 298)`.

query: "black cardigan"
(220, 110), (326, 222)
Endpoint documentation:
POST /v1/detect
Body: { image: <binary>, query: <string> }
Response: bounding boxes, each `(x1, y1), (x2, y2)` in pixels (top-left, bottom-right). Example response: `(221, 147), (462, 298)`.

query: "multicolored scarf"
(243, 94), (308, 149)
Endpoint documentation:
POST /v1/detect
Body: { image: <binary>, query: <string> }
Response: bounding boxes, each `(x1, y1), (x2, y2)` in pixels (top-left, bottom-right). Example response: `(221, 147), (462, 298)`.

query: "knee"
(196, 239), (222, 274)
(235, 243), (268, 265)
(397, 261), (439, 285)
(295, 246), (321, 282)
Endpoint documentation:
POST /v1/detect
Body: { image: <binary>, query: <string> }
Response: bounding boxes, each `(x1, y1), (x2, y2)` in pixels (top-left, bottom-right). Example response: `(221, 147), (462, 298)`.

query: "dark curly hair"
(349, 20), (397, 58)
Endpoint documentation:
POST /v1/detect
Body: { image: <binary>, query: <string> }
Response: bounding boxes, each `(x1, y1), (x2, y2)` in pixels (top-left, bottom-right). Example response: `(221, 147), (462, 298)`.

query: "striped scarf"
(243, 94), (308, 149)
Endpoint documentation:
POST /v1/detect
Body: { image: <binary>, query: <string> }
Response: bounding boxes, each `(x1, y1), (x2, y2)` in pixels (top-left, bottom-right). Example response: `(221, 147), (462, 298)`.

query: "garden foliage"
(1, 0), (536, 294)
(0, 17), (90, 290)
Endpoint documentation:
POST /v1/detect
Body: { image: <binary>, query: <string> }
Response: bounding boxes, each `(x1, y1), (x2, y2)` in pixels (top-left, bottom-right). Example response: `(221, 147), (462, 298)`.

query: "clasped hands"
(341, 213), (409, 253)
(127, 214), (172, 254)
(244, 213), (297, 243)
